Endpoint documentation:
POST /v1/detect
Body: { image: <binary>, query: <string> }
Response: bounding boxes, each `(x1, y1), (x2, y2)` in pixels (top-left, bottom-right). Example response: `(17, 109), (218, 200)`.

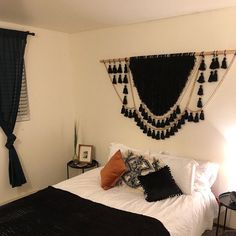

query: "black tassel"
(169, 114), (174, 122)
(140, 122), (144, 129)
(128, 110), (133, 118)
(123, 96), (128, 105)
(210, 57), (215, 69)
(188, 113), (193, 122)
(176, 120), (181, 129)
(124, 109), (128, 117)
(124, 64), (128, 73)
(136, 117), (141, 126)
(200, 110), (205, 120)
(118, 74), (122, 83)
(194, 113), (199, 123)
(197, 85), (203, 96)
(152, 119), (156, 126)
(184, 110), (189, 120)
(181, 115), (185, 125)
(123, 74), (128, 84)
(139, 104), (143, 112)
(161, 131), (165, 140)
(148, 116), (152, 123)
(199, 58), (206, 71)
(147, 128), (152, 137)
(123, 85), (128, 94)
(112, 75), (117, 84)
(208, 71), (214, 82)
(108, 64), (113, 74)
(137, 120), (142, 128)
(213, 70), (218, 82)
(176, 105), (181, 114)
(151, 130), (156, 139)
(197, 72), (205, 83)
(133, 110), (140, 122)
(155, 131), (160, 140)
(161, 120), (165, 128)
(143, 112), (148, 120)
(197, 97), (203, 108)
(173, 124), (178, 132)
(156, 120), (161, 128)
(143, 126), (147, 134)
(112, 64), (117, 74)
(165, 118), (170, 126)
(221, 57), (227, 69)
(121, 105), (125, 114)
(170, 127), (175, 136)
(165, 129), (170, 138)
(172, 111), (177, 119)
(215, 56), (220, 69)
(117, 63), (122, 73)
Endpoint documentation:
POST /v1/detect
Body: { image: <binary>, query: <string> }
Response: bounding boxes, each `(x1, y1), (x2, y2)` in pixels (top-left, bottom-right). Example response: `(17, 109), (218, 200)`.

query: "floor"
(203, 227), (221, 236)
(203, 226), (236, 236)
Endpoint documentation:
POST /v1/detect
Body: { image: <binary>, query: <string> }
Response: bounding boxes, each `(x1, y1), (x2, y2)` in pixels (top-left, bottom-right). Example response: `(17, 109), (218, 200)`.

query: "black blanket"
(0, 187), (170, 236)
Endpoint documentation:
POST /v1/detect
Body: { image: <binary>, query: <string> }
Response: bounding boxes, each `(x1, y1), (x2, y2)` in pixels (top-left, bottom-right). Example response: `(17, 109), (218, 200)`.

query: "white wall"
(0, 22), (76, 204)
(70, 8), (236, 228)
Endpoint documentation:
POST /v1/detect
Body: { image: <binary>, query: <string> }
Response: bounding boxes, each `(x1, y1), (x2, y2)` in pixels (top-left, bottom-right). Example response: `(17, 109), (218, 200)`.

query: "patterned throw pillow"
(121, 151), (164, 189)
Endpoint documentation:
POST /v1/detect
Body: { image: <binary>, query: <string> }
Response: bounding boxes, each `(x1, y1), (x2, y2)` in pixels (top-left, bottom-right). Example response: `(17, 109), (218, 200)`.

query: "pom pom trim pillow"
(138, 166), (183, 202)
(100, 150), (126, 190)
(150, 152), (198, 195)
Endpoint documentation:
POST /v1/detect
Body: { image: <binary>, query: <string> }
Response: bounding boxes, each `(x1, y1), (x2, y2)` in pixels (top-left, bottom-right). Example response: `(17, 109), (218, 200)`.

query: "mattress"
(54, 167), (218, 236)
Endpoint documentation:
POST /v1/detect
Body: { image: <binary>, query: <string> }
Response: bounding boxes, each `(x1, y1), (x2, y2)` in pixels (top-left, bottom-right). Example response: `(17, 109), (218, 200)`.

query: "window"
(17, 64), (30, 121)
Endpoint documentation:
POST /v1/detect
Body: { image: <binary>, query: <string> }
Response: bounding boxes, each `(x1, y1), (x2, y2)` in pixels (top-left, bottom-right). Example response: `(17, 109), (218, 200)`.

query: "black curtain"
(0, 28), (28, 187)
(129, 54), (196, 116)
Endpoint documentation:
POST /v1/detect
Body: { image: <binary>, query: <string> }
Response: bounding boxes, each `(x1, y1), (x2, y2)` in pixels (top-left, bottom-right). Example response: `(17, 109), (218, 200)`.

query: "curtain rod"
(26, 31), (35, 36)
(100, 49), (236, 63)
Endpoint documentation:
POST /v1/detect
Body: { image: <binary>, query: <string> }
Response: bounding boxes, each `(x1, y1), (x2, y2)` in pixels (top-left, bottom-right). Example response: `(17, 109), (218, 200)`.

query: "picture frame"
(78, 144), (93, 163)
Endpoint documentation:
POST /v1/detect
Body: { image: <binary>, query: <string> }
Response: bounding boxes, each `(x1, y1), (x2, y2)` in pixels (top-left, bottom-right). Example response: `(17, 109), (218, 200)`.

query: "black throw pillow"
(138, 166), (183, 202)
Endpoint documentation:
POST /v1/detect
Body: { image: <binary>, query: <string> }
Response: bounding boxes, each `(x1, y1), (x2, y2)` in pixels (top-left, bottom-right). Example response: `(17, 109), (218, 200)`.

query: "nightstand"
(216, 192), (236, 236)
(67, 160), (99, 179)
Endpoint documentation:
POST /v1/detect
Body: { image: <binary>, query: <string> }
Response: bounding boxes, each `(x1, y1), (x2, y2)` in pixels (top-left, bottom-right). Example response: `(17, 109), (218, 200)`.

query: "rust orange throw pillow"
(100, 150), (126, 190)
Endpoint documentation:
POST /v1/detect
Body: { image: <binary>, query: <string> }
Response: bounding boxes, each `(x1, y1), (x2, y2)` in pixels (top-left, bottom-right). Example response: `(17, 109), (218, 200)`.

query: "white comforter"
(54, 167), (218, 236)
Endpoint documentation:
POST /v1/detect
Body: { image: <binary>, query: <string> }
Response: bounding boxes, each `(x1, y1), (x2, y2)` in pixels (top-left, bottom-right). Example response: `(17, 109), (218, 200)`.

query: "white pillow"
(194, 161), (219, 191)
(150, 152), (198, 195)
(109, 143), (149, 160)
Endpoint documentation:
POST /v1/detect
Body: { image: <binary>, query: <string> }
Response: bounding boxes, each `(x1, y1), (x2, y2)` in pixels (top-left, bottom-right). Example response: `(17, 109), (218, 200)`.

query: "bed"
(0, 144), (219, 236)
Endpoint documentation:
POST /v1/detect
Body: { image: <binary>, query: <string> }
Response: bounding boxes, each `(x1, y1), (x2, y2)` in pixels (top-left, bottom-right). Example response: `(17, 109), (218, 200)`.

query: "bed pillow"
(108, 143), (149, 160)
(120, 151), (164, 189)
(150, 152), (198, 195)
(100, 150), (126, 190)
(138, 166), (183, 202)
(194, 161), (219, 190)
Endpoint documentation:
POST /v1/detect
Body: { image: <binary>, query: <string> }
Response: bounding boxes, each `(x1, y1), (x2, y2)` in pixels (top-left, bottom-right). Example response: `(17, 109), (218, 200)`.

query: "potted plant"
(73, 121), (79, 164)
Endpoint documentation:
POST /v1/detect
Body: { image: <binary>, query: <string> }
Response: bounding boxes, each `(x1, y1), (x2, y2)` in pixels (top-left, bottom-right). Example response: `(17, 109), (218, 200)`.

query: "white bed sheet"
(54, 167), (218, 236)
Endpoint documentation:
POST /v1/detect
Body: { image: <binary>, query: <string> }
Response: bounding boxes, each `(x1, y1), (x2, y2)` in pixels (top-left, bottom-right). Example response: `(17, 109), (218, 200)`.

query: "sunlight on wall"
(224, 126), (236, 191)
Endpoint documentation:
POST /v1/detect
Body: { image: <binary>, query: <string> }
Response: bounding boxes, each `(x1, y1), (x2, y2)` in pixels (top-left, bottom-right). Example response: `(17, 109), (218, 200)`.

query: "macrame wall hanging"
(100, 50), (236, 140)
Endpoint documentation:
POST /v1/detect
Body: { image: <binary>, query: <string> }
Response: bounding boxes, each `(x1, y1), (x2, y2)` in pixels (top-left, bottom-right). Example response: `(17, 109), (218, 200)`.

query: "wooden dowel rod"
(100, 49), (236, 63)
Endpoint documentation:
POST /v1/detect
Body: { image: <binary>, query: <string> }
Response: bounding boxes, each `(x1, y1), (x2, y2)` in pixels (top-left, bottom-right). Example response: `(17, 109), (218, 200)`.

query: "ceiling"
(1, 0), (236, 33)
